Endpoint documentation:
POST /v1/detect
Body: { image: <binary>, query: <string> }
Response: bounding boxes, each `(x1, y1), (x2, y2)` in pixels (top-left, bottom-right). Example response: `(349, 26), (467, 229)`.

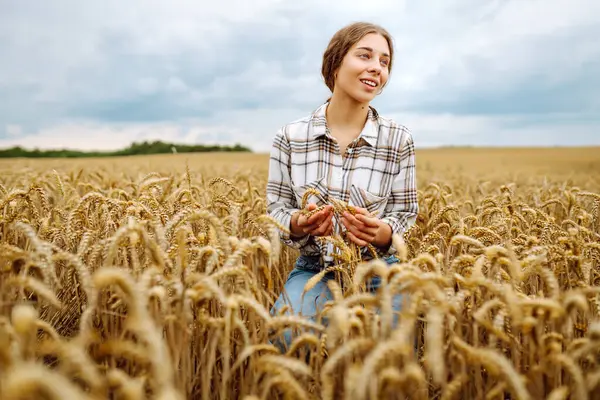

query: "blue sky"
(1, 0), (599, 152)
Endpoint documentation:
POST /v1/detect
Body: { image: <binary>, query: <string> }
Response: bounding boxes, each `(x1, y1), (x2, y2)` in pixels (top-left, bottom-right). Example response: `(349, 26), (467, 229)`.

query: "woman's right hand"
(290, 203), (334, 238)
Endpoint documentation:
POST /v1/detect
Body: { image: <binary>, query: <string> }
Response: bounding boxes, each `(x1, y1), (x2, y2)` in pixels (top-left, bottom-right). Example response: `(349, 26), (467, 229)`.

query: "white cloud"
(0, 106), (310, 152)
(0, 0), (599, 149)
(5, 125), (23, 137)
(0, 123), (177, 151)
(3, 110), (597, 155)
(390, 112), (600, 148)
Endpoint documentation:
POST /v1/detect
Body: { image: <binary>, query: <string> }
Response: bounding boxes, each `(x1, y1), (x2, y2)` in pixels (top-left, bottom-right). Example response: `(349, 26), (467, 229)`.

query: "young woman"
(266, 22), (419, 350)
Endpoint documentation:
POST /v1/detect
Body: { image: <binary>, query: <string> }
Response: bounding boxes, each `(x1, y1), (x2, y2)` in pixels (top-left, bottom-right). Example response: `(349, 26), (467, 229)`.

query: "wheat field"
(0, 147), (599, 400)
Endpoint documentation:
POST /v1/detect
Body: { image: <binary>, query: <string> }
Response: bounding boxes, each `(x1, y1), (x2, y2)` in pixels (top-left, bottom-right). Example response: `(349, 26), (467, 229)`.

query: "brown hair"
(321, 22), (394, 98)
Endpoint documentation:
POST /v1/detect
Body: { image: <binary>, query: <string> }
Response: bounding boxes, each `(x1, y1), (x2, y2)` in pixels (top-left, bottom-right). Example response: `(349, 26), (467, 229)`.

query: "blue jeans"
(270, 254), (403, 352)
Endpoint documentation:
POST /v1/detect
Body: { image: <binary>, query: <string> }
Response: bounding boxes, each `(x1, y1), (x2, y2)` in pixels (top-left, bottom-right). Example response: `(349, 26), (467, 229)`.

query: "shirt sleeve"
(265, 127), (312, 249)
(377, 129), (419, 257)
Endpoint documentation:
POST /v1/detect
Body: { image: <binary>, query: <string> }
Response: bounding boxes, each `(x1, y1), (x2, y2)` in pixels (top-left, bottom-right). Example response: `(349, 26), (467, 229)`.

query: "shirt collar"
(309, 102), (379, 147)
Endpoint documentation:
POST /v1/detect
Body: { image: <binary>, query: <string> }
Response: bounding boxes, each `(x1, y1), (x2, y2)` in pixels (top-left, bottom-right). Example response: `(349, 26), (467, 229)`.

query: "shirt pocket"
(349, 184), (388, 218)
(291, 176), (329, 209)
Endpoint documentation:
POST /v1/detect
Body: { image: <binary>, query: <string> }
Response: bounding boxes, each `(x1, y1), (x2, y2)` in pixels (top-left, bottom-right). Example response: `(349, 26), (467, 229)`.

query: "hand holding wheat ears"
(291, 203), (334, 237)
(340, 206), (387, 247)
(294, 188), (383, 259)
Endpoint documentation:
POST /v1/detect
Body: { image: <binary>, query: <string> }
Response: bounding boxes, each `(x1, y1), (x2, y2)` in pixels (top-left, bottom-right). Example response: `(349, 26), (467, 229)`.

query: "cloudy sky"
(1, 0), (599, 152)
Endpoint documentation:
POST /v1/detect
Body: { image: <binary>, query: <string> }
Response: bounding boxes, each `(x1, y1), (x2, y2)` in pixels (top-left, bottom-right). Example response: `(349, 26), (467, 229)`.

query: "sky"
(0, 0), (599, 152)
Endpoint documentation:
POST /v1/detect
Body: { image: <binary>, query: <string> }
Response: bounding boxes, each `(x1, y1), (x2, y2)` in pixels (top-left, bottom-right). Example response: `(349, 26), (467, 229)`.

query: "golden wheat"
(0, 148), (598, 399)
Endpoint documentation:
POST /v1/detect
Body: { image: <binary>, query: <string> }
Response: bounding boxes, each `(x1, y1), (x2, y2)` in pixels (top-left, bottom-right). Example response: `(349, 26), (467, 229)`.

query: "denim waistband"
(295, 253), (399, 272)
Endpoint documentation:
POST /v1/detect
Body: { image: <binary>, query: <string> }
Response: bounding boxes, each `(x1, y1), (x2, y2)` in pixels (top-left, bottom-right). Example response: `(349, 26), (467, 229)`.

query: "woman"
(266, 21), (419, 350)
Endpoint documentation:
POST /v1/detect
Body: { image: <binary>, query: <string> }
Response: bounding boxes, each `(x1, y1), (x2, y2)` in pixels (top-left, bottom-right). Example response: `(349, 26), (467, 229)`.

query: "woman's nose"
(368, 62), (382, 74)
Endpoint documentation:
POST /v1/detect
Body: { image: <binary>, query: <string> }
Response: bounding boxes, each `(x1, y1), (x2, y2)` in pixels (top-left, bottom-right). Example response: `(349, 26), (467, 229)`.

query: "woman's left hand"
(341, 208), (392, 247)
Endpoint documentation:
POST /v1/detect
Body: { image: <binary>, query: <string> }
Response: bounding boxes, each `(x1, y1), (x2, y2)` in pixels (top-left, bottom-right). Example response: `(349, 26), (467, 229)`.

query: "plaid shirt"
(266, 102), (418, 263)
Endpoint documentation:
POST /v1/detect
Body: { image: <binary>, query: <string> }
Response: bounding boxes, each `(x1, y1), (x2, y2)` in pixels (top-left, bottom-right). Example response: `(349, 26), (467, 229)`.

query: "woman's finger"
(355, 213), (380, 228)
(309, 218), (328, 235)
(302, 222), (320, 233)
(305, 206), (333, 226)
(303, 212), (333, 233)
(342, 217), (375, 242)
(299, 212), (321, 227)
(344, 213), (379, 237)
(313, 216), (333, 236)
(362, 225), (379, 237)
(343, 212), (367, 229)
(351, 207), (372, 216)
(342, 213), (374, 236)
(304, 211), (333, 231)
(346, 231), (368, 247)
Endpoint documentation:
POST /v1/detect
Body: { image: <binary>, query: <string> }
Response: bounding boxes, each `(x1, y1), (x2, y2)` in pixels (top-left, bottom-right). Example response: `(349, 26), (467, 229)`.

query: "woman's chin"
(350, 93), (376, 104)
(333, 88), (377, 104)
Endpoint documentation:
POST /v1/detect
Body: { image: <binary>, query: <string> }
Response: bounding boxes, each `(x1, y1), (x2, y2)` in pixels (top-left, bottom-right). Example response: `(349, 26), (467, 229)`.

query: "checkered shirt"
(266, 102), (418, 263)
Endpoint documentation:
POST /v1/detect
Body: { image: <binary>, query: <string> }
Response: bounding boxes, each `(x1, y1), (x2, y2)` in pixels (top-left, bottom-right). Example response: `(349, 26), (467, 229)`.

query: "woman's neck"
(325, 94), (370, 136)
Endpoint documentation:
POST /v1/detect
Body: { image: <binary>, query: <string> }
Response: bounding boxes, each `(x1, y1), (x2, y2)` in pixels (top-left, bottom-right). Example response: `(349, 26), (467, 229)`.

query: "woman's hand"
(341, 208), (392, 248)
(290, 203), (334, 238)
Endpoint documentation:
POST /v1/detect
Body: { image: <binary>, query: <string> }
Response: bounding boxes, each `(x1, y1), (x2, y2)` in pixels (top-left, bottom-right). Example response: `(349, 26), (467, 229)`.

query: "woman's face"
(333, 33), (391, 105)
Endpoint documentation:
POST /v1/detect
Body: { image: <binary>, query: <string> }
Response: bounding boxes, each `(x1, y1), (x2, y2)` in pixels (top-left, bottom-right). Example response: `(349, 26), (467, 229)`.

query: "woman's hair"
(321, 21), (394, 98)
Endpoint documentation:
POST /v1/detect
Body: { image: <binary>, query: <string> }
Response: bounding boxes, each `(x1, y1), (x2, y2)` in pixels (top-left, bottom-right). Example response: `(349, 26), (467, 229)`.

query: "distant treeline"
(0, 140), (252, 158)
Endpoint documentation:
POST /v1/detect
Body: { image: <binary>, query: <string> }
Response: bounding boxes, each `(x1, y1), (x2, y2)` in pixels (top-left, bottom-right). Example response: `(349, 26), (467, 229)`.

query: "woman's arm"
(266, 128), (334, 248)
(266, 128), (310, 248)
(378, 130), (419, 253)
